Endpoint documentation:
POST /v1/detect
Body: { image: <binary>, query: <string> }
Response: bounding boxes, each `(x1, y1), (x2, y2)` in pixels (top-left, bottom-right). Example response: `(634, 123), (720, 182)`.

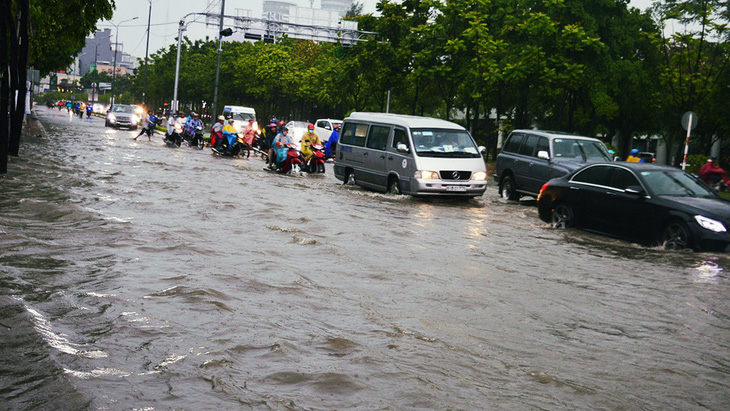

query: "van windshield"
(231, 113), (254, 121)
(411, 129), (480, 158)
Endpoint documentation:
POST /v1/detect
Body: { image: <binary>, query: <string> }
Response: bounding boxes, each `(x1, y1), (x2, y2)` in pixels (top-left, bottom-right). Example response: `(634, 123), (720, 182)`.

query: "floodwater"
(1, 106), (729, 410)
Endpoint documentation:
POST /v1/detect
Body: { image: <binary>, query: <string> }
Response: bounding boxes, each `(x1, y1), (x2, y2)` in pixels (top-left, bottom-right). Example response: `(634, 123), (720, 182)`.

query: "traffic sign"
(682, 111), (698, 131)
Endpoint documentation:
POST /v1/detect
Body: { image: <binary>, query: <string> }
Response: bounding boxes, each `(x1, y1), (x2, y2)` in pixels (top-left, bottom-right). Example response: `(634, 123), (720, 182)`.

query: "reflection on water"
(0, 107), (729, 410)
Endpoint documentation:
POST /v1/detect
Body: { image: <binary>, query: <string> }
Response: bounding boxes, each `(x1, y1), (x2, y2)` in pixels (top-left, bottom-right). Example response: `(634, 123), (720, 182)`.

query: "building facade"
(78, 29), (137, 77)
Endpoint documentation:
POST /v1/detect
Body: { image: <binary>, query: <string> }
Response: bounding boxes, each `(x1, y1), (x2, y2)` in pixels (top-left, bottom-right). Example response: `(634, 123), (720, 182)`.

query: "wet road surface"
(1, 106), (729, 409)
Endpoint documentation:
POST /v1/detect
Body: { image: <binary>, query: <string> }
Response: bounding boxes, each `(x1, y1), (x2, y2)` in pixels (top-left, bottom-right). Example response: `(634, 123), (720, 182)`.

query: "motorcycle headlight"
(471, 171), (488, 181)
(415, 170), (439, 179)
(695, 215), (726, 233)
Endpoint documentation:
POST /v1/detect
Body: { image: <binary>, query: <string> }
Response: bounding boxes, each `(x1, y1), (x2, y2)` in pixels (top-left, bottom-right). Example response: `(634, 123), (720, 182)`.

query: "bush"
(686, 154), (708, 174)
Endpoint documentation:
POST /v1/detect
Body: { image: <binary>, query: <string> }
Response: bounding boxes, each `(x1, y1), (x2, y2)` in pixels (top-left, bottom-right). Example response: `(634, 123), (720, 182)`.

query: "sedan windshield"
(111, 105), (133, 113)
(641, 170), (716, 197)
(552, 138), (611, 162)
(411, 129), (480, 158)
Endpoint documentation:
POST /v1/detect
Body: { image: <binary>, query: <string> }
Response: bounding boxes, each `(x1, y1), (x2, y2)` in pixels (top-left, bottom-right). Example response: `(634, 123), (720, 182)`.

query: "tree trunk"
(0, 0), (9, 173)
(9, 0), (29, 157)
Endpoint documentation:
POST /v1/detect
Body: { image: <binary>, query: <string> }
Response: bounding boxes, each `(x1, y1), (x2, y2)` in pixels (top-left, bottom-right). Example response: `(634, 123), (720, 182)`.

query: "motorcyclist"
(185, 113), (203, 139)
(241, 118), (257, 158)
(166, 113), (177, 136)
(300, 123), (322, 163)
(324, 123), (340, 158)
(220, 118), (238, 152)
(267, 127), (293, 170)
(626, 148), (642, 162)
(264, 122), (278, 150)
(277, 120), (286, 134)
(85, 103), (93, 118)
(210, 115), (225, 150)
(699, 156), (730, 188)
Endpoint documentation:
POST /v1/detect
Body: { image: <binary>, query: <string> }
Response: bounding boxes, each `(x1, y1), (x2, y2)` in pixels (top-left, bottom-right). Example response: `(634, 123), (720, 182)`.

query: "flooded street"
(2, 107), (730, 409)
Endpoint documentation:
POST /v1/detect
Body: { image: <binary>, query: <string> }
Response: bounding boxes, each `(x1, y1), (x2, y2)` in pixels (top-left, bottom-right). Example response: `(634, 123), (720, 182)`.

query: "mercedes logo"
(452, 171), (460, 179)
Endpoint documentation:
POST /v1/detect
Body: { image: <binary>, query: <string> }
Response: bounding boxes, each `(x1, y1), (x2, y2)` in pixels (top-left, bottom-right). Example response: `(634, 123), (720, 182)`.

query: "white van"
(334, 112), (488, 197)
(314, 118), (342, 142)
(222, 105), (256, 132)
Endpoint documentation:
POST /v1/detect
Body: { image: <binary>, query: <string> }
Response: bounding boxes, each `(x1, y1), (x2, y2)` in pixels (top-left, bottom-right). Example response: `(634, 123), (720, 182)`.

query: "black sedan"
(537, 162), (730, 251)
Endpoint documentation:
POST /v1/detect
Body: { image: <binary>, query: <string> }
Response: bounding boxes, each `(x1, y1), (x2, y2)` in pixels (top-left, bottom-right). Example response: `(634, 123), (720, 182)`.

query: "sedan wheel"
(661, 221), (692, 250)
(552, 203), (574, 229)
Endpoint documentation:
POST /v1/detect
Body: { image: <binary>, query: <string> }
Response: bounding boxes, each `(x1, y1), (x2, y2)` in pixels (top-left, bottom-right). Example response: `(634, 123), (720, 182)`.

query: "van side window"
(519, 135), (538, 156)
(392, 128), (409, 149)
(503, 134), (524, 153)
(366, 125), (390, 151)
(535, 137), (549, 158)
(341, 123), (368, 147)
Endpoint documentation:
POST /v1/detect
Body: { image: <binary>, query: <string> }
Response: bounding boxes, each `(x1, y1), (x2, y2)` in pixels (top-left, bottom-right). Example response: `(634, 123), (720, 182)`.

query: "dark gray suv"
(494, 130), (612, 200)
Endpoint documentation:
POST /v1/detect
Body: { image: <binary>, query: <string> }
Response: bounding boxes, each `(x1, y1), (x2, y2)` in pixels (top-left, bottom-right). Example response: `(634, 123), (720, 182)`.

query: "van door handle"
(380, 155), (386, 159)
(388, 156), (393, 160)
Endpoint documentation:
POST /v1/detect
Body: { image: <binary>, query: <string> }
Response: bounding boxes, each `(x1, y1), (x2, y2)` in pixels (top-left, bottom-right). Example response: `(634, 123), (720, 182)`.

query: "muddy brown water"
(1, 107), (729, 409)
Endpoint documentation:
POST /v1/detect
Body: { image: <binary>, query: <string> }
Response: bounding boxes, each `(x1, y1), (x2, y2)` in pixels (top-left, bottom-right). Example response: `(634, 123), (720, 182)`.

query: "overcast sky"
(103, 0), (656, 60)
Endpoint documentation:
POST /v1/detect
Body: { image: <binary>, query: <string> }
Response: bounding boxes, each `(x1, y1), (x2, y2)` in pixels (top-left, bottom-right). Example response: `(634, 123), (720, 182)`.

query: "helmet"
(307, 123), (315, 130)
(193, 113), (199, 117)
(631, 149), (639, 154)
(282, 127), (288, 133)
(278, 120), (285, 126)
(269, 122), (276, 128)
(248, 118), (254, 122)
(218, 115), (225, 121)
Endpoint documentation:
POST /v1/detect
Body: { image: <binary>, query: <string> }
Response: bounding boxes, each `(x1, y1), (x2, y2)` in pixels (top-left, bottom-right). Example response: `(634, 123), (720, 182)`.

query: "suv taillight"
(537, 183), (549, 202)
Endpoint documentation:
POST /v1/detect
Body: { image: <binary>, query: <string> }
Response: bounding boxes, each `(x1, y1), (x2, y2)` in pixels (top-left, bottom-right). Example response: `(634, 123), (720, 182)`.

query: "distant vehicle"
(284, 121), (310, 150)
(495, 130), (612, 200)
(334, 112), (488, 197)
(105, 104), (139, 130)
(92, 103), (106, 114)
(638, 152), (656, 163)
(537, 162), (730, 251)
(315, 118), (342, 142)
(222, 105), (256, 133)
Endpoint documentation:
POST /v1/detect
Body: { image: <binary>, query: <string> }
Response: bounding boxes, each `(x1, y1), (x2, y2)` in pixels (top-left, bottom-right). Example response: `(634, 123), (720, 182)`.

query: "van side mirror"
(479, 146), (487, 156)
(537, 150), (550, 160)
(396, 143), (410, 153)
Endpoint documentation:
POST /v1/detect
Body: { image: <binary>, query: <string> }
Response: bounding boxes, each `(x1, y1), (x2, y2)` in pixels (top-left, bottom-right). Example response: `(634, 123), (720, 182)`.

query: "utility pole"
(143, 0), (152, 106)
(211, 0), (226, 121)
(111, 16), (138, 107)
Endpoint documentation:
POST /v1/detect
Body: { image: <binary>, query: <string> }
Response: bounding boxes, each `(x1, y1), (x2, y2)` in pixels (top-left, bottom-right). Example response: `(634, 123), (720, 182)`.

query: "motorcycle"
(165, 123), (184, 148)
(185, 125), (205, 150)
(266, 143), (303, 174)
(212, 133), (246, 158)
(304, 144), (326, 174)
(250, 127), (269, 162)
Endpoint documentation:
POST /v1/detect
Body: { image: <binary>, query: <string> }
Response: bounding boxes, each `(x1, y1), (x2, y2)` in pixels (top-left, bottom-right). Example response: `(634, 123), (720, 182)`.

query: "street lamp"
(111, 16), (139, 107)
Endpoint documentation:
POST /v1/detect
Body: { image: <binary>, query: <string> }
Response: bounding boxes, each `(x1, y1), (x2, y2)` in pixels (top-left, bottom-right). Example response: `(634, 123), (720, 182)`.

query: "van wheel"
(500, 175), (519, 201)
(387, 176), (402, 195)
(344, 169), (356, 185)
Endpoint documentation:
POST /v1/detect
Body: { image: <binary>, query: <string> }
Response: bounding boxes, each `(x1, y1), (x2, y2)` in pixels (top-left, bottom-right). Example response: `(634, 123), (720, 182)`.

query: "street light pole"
(172, 12), (207, 114)
(211, 0), (226, 121)
(143, 0), (152, 106)
(111, 16), (139, 107)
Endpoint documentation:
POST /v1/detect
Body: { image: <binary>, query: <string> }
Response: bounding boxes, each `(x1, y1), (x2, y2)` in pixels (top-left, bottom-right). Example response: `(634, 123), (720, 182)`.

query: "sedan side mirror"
(624, 185), (645, 196)
(537, 150), (550, 160)
(396, 143), (410, 153)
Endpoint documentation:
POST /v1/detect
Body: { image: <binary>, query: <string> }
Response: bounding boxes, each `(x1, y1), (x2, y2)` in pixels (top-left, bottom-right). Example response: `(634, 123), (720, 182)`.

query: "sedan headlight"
(415, 170), (439, 179)
(472, 171), (488, 181)
(108, 114), (116, 122)
(695, 215), (726, 233)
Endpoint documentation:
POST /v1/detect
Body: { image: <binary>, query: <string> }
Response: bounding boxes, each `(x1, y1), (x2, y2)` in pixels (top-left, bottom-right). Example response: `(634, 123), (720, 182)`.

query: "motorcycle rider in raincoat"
(267, 127), (293, 169)
(221, 119), (238, 151)
(300, 123), (322, 163)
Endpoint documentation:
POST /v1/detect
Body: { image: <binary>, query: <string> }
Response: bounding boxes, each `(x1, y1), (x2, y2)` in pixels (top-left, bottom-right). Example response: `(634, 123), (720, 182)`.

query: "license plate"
(445, 186), (467, 192)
